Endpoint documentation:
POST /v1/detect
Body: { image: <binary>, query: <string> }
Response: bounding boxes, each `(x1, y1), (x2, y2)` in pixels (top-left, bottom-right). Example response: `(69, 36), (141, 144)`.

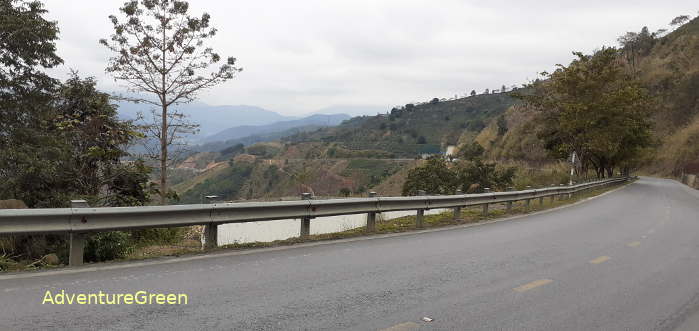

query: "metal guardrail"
(0, 177), (630, 266)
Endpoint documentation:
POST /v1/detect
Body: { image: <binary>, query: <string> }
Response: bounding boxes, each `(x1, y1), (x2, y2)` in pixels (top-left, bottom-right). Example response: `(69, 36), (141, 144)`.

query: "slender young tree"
(100, 0), (242, 204)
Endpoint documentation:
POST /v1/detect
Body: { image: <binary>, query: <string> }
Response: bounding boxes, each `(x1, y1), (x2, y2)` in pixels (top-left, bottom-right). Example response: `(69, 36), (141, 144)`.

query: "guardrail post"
(204, 223), (218, 249)
(525, 186), (532, 211)
(203, 197), (219, 249)
(69, 200), (88, 266)
(568, 181), (575, 199)
(416, 190), (426, 228)
(482, 188), (490, 216)
(550, 184), (556, 203)
(453, 189), (462, 220)
(506, 187), (514, 212)
(367, 192), (377, 233)
(559, 184), (566, 200)
(300, 193), (312, 237)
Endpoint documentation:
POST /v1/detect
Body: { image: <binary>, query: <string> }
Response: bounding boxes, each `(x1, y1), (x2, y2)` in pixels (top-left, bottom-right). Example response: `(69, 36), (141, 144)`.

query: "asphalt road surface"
(2, 177), (699, 330)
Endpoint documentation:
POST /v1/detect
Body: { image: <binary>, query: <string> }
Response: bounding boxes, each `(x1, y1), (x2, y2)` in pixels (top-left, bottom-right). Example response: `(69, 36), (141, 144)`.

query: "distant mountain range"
(116, 101), (384, 138)
(201, 113), (351, 144)
(116, 102), (297, 138)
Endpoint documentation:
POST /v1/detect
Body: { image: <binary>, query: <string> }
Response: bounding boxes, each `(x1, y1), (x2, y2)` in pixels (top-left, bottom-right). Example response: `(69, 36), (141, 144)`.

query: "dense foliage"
(402, 158), (515, 195)
(518, 48), (654, 178)
(402, 158), (457, 195)
(0, 0), (155, 263)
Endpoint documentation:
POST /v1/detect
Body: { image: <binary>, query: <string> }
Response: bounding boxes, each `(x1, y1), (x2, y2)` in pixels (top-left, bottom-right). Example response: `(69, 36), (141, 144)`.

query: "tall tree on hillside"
(518, 48), (654, 178)
(100, 0), (242, 204)
(470, 90), (476, 97)
(617, 27), (657, 73)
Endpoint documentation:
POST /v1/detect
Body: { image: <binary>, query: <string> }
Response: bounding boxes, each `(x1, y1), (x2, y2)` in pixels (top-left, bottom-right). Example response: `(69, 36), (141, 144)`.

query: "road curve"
(2, 177), (699, 330)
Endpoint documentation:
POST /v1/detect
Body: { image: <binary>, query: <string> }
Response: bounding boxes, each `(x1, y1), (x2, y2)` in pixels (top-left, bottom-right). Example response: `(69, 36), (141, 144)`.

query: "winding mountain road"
(2, 177), (699, 330)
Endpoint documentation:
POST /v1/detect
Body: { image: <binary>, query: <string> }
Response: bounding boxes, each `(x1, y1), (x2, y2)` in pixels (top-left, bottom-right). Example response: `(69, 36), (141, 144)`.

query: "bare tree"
(100, 0), (241, 204)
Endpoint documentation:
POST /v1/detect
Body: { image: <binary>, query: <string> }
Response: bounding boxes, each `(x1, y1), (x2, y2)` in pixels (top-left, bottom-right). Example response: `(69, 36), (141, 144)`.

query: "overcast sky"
(43, 1), (696, 116)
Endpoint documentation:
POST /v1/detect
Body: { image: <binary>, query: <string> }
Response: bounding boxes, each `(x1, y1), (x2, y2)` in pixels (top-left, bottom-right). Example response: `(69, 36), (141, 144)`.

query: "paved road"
(2, 177), (699, 330)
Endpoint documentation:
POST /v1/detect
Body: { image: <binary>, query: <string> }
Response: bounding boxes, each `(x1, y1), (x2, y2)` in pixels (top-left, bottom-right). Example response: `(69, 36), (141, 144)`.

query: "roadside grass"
(127, 239), (203, 261)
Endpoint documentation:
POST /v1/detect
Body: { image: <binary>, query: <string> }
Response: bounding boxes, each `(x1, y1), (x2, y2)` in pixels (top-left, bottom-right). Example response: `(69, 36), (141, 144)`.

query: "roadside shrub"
(402, 158), (458, 195)
(84, 231), (134, 263)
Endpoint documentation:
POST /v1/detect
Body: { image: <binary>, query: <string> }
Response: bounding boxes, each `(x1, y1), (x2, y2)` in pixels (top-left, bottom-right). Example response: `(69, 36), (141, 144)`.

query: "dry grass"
(650, 113), (699, 175)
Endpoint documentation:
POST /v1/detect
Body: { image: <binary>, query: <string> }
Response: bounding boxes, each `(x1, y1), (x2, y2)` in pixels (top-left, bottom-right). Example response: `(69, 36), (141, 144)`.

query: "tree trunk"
(160, 103), (167, 205)
(159, 25), (167, 205)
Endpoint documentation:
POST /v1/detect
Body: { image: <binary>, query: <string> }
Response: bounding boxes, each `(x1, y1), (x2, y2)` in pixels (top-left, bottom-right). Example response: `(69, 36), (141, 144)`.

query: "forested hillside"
(285, 93), (517, 157)
(634, 17), (699, 174)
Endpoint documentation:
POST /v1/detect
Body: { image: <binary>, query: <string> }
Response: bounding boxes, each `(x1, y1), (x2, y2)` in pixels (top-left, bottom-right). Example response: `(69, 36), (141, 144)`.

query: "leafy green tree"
(402, 158), (458, 195)
(0, 0), (63, 207)
(100, 0), (242, 204)
(470, 90), (476, 96)
(455, 160), (515, 193)
(519, 48), (654, 178)
(55, 73), (155, 207)
(457, 142), (485, 161)
(0, 2), (154, 263)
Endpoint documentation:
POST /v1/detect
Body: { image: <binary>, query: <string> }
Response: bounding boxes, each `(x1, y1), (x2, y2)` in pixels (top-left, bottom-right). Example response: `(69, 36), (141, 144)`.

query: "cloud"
(42, 0), (698, 115)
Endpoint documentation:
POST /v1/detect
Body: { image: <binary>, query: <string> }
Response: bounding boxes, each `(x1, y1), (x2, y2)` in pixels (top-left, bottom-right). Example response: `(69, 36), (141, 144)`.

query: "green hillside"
(284, 93), (517, 157)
